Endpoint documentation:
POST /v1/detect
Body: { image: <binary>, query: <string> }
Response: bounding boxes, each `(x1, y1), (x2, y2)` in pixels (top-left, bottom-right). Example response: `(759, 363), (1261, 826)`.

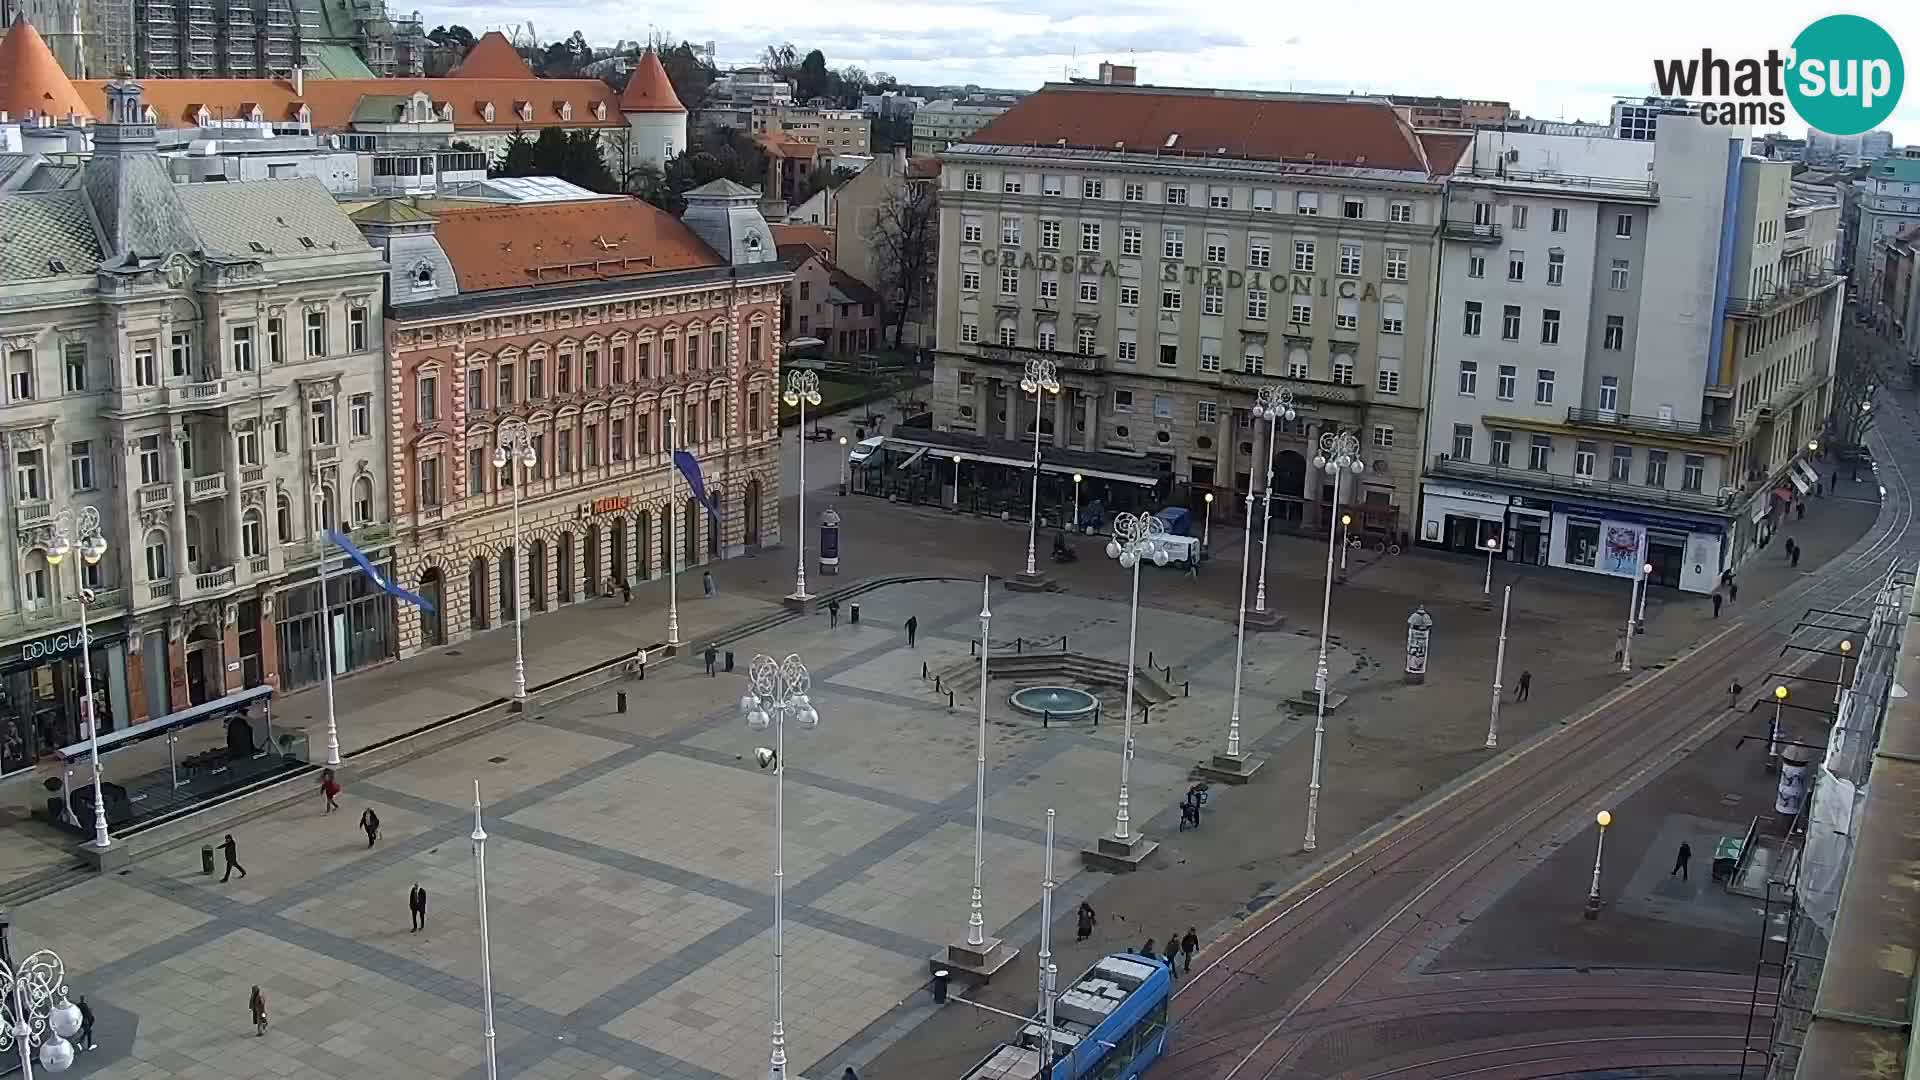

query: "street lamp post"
(1583, 809), (1613, 919)
(1071, 474), (1082, 532)
(1339, 513), (1352, 572)
(1837, 640), (1854, 705)
(470, 782), (498, 1080)
(1619, 561), (1649, 673)
(837, 435), (849, 496)
(310, 457), (341, 767)
(1226, 491), (1257, 760)
(1250, 387), (1297, 614)
(1020, 358), (1062, 578)
(1482, 534), (1500, 596)
(1037, 808), (1058, 1072)
(1635, 560), (1653, 632)
(45, 508), (110, 850)
(951, 454), (963, 511)
(784, 372), (823, 603)
(741, 654), (821, 1080)
(1203, 492), (1214, 555)
(1768, 685), (1788, 773)
(494, 420), (537, 705)
(1486, 584), (1511, 750)
(0, 918), (83, 1078)
(1104, 513), (1169, 852)
(666, 413), (681, 647)
(1304, 431), (1364, 852)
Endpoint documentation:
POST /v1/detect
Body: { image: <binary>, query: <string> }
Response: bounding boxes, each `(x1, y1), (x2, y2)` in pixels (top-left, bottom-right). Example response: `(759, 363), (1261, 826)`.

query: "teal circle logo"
(1787, 14), (1904, 136)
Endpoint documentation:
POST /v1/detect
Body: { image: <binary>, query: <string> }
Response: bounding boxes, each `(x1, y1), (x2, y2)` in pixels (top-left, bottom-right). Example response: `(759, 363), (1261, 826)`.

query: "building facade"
(1390, 95), (1512, 130)
(1852, 155), (1920, 302)
(366, 182), (788, 655)
(929, 83), (1463, 534)
(911, 99), (1013, 157)
(1421, 118), (1842, 593)
(0, 70), (393, 776)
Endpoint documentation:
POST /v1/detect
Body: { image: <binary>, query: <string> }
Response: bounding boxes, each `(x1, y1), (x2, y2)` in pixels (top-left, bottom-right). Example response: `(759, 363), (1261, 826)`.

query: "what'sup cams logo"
(1652, 14), (1903, 135)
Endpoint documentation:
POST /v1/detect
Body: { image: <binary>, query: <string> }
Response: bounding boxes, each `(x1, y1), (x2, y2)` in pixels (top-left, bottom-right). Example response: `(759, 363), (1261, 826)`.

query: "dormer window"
(190, 104), (210, 126)
(514, 101), (533, 122)
(593, 101), (607, 121)
(437, 102), (453, 122)
(555, 100), (572, 121)
(294, 104), (312, 124)
(411, 264), (435, 291)
(142, 105), (157, 123)
(478, 101), (495, 123)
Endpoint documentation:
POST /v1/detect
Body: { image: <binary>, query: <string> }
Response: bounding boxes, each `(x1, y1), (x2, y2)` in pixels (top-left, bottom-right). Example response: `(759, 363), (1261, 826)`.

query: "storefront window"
(275, 564), (397, 691)
(1, 637), (128, 776)
(1564, 519), (1601, 567)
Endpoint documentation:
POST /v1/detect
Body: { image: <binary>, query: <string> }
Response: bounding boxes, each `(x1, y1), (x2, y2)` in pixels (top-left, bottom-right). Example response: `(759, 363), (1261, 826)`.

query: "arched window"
(21, 551), (50, 610)
(352, 475), (374, 526)
(241, 508), (265, 558)
(276, 493), (293, 543)
(997, 317), (1018, 347)
(144, 529), (170, 580)
(313, 484), (337, 535)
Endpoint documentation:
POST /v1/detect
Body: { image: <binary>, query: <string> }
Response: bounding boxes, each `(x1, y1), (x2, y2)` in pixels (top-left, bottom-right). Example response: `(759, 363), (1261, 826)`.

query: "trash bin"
(931, 969), (950, 1004)
(850, 602), (861, 625)
(201, 844), (215, 875)
(725, 650), (735, 673)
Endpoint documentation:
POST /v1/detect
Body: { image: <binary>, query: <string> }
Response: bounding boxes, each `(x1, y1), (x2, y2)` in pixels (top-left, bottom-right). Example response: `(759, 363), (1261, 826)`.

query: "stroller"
(1177, 783), (1211, 830)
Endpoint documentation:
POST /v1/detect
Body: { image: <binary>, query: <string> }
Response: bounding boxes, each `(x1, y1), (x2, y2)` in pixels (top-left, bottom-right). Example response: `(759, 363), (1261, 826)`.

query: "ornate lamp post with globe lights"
(740, 654), (820, 1080)
(1250, 387), (1297, 615)
(1019, 358), (1061, 579)
(1085, 512), (1168, 871)
(784, 372), (823, 604)
(0, 918), (84, 1078)
(1304, 430), (1365, 852)
(494, 420), (537, 704)
(1200, 486), (1267, 784)
(45, 508), (111, 850)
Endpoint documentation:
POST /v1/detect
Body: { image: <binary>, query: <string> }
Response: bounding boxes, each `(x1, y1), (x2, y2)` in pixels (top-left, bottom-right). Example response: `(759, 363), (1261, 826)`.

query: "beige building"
(930, 82), (1464, 534)
(911, 99), (1013, 157)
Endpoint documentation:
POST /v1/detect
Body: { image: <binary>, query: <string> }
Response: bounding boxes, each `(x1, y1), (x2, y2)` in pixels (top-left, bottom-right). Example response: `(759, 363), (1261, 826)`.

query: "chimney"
(1097, 62), (1136, 86)
(292, 66), (304, 96)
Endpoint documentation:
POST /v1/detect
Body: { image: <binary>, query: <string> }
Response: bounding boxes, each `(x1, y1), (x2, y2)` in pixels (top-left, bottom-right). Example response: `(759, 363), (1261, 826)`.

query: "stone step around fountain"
(934, 651), (1176, 712)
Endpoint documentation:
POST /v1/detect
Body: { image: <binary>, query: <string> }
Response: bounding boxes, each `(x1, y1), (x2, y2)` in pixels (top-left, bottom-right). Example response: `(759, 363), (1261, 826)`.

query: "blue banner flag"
(674, 449), (721, 521)
(326, 529), (436, 613)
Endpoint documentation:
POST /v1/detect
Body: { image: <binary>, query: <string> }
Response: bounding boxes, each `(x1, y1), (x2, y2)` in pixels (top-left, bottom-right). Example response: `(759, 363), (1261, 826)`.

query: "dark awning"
(55, 685), (273, 762)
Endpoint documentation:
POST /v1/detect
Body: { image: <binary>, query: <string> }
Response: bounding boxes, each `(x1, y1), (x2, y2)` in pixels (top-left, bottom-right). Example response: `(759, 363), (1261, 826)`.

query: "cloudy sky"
(425, 0), (1919, 141)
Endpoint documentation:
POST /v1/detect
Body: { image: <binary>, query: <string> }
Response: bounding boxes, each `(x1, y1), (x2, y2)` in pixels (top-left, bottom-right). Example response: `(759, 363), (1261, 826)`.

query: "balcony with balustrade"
(14, 500), (54, 530)
(1564, 407), (1742, 446)
(188, 474), (227, 502)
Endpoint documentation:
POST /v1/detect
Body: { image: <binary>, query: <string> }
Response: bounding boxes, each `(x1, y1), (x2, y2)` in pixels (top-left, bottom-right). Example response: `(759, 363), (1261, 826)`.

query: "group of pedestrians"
(1136, 929), (1201, 975)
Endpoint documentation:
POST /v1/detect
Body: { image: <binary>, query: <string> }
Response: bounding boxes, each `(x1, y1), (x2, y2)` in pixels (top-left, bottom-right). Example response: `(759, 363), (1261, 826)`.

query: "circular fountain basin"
(1010, 685), (1099, 720)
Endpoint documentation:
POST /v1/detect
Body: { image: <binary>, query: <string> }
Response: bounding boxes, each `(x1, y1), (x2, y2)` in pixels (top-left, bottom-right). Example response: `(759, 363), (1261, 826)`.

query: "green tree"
(490, 129), (617, 193)
(797, 49), (829, 101)
(657, 41), (717, 111)
(634, 128), (768, 214)
(427, 24), (474, 48)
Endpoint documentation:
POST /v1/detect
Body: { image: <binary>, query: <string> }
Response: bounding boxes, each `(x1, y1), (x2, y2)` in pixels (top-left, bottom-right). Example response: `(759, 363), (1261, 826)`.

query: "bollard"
(1142, 703), (1151, 725)
(1182, 681), (1190, 698)
(1061, 636), (1069, 652)
(932, 969), (951, 1004)
(970, 639), (978, 657)
(947, 689), (955, 709)
(617, 691), (628, 714)
(922, 661), (929, 679)
(1043, 710), (1051, 728)
(201, 844), (215, 875)
(850, 602), (861, 625)
(935, 675), (942, 692)
(1148, 650), (1156, 669)
(1016, 638), (1024, 654)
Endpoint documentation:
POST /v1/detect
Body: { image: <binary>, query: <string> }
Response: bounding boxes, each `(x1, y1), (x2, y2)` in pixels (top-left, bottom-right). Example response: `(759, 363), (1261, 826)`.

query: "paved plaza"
(16, 578), (1341, 1080)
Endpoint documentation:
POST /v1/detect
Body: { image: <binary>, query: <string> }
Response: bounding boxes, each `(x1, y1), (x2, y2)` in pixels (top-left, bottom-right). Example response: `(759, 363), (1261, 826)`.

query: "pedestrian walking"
(1163, 936), (1180, 977)
(843, 1069), (859, 1080)
(1729, 681), (1743, 709)
(1729, 581), (1740, 603)
(1515, 670), (1532, 702)
(320, 768), (340, 813)
(702, 570), (715, 598)
(1075, 901), (1096, 942)
(1672, 841), (1692, 880)
(704, 643), (718, 676)
(828, 599), (841, 628)
(219, 833), (246, 881)
(409, 883), (428, 932)
(1797, 502), (1806, 521)
(360, 807), (381, 848)
(248, 985), (268, 1036)
(1791, 545), (1802, 568)
(620, 579), (632, 604)
(905, 615), (918, 647)
(1181, 928), (1199, 973)
(1140, 937), (1156, 959)
(1721, 568), (1734, 590)
(76, 995), (94, 1050)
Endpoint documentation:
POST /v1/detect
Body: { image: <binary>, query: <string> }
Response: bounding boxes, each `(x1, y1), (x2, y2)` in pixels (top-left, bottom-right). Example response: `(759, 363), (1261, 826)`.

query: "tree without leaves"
(763, 42), (798, 76)
(866, 179), (938, 348)
(1828, 342), (1879, 449)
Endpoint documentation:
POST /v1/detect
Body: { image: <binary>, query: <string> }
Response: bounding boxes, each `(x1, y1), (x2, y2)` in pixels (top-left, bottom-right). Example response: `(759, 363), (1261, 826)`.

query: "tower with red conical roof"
(0, 15), (90, 125)
(620, 47), (686, 175)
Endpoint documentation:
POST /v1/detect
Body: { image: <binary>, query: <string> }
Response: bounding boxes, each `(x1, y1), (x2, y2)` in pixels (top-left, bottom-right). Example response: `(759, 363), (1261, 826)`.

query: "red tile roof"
(428, 198), (724, 293)
(449, 31), (534, 80)
(1418, 132), (1473, 175)
(771, 223), (834, 255)
(966, 84), (1433, 174)
(71, 75), (623, 130)
(0, 16), (88, 121)
(619, 48), (683, 114)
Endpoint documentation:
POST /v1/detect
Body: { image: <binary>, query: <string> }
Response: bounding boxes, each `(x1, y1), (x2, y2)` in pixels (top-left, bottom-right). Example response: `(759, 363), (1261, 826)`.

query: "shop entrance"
(185, 623), (220, 706)
(1512, 515), (1548, 565)
(1444, 514), (1501, 554)
(1646, 531), (1687, 589)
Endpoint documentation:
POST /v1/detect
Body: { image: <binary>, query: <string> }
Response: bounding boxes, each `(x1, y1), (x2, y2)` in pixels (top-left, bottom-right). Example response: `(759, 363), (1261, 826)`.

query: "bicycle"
(1372, 539), (1403, 555)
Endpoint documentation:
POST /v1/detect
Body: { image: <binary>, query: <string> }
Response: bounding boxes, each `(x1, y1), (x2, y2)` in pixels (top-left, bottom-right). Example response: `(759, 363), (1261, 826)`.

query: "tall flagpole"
(667, 413), (681, 648)
(316, 457), (339, 767)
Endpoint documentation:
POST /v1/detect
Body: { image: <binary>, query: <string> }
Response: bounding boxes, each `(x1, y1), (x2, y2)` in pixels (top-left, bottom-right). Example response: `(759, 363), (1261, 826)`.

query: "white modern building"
(1851, 154), (1920, 299)
(1421, 116), (1843, 593)
(911, 98), (1016, 157)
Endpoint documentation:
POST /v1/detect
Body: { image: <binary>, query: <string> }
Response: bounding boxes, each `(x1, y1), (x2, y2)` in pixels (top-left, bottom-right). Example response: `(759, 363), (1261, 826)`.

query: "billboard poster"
(1601, 521), (1646, 577)
(1777, 755), (1811, 816)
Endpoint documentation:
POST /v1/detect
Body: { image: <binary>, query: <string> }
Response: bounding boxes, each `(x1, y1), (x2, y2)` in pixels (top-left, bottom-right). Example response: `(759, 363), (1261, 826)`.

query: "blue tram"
(961, 952), (1173, 1080)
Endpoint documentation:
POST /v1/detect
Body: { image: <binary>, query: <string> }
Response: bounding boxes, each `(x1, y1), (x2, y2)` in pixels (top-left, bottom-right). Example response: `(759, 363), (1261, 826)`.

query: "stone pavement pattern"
(16, 577), (1343, 1080)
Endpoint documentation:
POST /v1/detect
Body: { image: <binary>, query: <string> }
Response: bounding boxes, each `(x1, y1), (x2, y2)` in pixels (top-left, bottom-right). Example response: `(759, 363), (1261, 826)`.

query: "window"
(241, 508), (265, 558)
(169, 331), (192, 377)
(1001, 267), (1019, 295)
(1467, 253), (1486, 278)
(1076, 280), (1098, 304)
(12, 448), (44, 500)
(1377, 367), (1400, 394)
(417, 456), (442, 508)
(1451, 424), (1473, 459)
(1390, 201), (1413, 224)
(1038, 218), (1058, 250)
(611, 418), (627, 461)
(1645, 449), (1668, 486)
(1077, 327), (1097, 355)
(1206, 241), (1227, 264)
(1002, 216), (1022, 246)
(144, 530), (169, 580)
(1163, 227), (1185, 259)
(350, 393), (371, 438)
(1380, 301), (1404, 334)
(1491, 429), (1512, 466)
(1296, 192), (1320, 215)
(1339, 243), (1362, 276)
(1610, 259), (1630, 290)
(1120, 284), (1140, 307)
(1502, 305), (1522, 340)
(1002, 175), (1022, 194)
(1246, 289), (1268, 320)
(1162, 289), (1183, 312)
(1152, 395), (1174, 419)
(1198, 400), (1218, 424)
(1332, 356), (1354, 385)
(1293, 239), (1315, 272)
(304, 311), (326, 357)
(273, 493), (293, 543)
(1039, 278), (1060, 304)
(1615, 213), (1633, 237)
(1511, 204), (1528, 229)
(1082, 178), (1104, 199)
(1042, 175), (1063, 197)
(1242, 345), (1265, 374)
(66, 439), (95, 492)
(1037, 323), (1057, 351)
(229, 326), (254, 374)
(1165, 184), (1188, 206)
(1474, 202), (1495, 226)
(1344, 197), (1365, 220)
(1113, 389), (1133, 412)
(266, 318), (284, 365)
(1081, 222), (1102, 252)
(964, 171), (983, 192)
(1497, 365), (1516, 400)
(465, 369), (485, 411)
(960, 320), (979, 344)
(54, 344), (85, 395)
(997, 322), (1017, 347)
(348, 306), (369, 352)
(524, 356), (546, 400)
(6, 351), (31, 401)
(138, 435), (163, 485)
(1547, 250), (1565, 285)
(1603, 315), (1625, 350)
(1116, 338), (1137, 363)
(1385, 247), (1408, 281)
(1199, 339), (1221, 372)
(1535, 368), (1555, 404)
(1528, 434), (1551, 470)
(1507, 250), (1525, 281)
(1598, 376), (1619, 413)
(1463, 301), (1483, 336)
(1611, 445), (1633, 482)
(963, 220), (982, 244)
(1208, 187), (1231, 209)
(612, 344), (628, 383)
(1335, 298), (1358, 330)
(1290, 300), (1312, 325)
(1158, 342), (1178, 367)
(1540, 308), (1561, 345)
(1287, 350), (1310, 379)
(1248, 240), (1271, 268)
(1203, 285), (1224, 315)
(1575, 441), (1597, 479)
(1551, 207), (1569, 232)
(1372, 424), (1394, 447)
(1124, 181), (1145, 202)
(309, 398), (335, 446)
(1121, 226), (1143, 256)
(1682, 454), (1705, 492)
(1458, 360), (1479, 395)
(962, 270), (980, 293)
(1253, 189), (1276, 212)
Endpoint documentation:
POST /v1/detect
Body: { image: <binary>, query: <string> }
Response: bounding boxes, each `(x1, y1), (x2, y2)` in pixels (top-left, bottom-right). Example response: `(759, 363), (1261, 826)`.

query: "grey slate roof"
(19, 163), (79, 191)
(0, 189), (105, 279)
(175, 177), (374, 259)
(0, 153), (40, 191)
(685, 178), (759, 199)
